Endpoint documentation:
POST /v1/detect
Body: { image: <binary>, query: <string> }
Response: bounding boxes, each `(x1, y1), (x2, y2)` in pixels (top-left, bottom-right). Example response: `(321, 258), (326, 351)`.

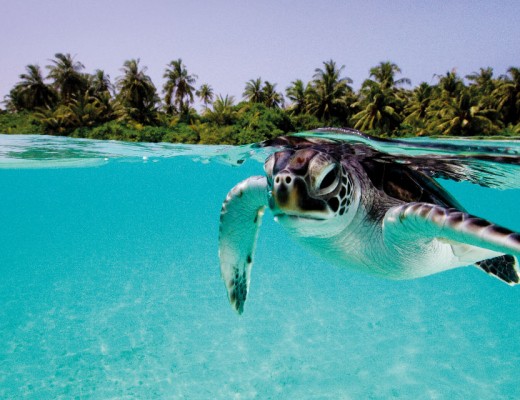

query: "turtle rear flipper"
(476, 255), (520, 285)
(219, 176), (269, 314)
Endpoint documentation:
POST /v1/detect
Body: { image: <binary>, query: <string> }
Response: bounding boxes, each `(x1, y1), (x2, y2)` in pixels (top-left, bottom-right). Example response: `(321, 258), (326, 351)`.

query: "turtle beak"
(270, 172), (328, 218)
(272, 171), (295, 208)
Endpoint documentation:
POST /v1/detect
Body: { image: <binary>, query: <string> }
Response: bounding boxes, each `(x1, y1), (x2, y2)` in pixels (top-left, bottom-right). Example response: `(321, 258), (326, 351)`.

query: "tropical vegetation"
(2, 53), (519, 144)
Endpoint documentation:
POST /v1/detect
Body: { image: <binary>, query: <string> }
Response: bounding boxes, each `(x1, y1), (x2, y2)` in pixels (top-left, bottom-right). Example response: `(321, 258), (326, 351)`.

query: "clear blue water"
(1, 134), (519, 399)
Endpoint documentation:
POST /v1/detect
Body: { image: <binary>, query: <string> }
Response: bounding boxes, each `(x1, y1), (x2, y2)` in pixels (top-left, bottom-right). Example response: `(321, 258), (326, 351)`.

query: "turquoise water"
(1, 134), (519, 399)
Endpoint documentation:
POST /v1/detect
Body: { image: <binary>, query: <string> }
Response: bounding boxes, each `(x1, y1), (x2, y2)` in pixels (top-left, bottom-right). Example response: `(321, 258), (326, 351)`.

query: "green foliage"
(7, 65), (58, 111)
(286, 79), (311, 116)
(161, 123), (199, 143)
(72, 121), (129, 140)
(352, 61), (409, 134)
(163, 59), (198, 118)
(67, 120), (199, 143)
(2, 55), (520, 143)
(203, 95), (237, 126)
(0, 111), (44, 134)
(197, 123), (237, 145)
(47, 53), (87, 104)
(238, 102), (292, 130)
(243, 78), (283, 109)
(115, 59), (160, 125)
(427, 87), (500, 136)
(307, 59), (353, 124)
(196, 84), (214, 109)
(289, 113), (321, 132)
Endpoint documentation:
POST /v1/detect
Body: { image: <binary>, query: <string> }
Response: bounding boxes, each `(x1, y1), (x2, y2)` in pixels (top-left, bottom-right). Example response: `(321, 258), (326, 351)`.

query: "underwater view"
(1, 132), (520, 399)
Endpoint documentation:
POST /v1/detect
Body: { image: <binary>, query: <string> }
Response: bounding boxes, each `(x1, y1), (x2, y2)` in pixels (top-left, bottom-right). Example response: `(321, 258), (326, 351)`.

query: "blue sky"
(1, 0), (519, 107)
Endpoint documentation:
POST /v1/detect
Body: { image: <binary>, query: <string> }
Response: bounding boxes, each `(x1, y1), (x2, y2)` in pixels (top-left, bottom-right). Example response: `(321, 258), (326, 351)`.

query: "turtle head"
(264, 148), (357, 237)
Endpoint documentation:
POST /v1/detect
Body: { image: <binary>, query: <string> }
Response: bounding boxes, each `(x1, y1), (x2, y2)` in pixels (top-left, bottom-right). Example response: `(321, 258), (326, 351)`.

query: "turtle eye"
(319, 169), (336, 190)
(314, 164), (339, 194)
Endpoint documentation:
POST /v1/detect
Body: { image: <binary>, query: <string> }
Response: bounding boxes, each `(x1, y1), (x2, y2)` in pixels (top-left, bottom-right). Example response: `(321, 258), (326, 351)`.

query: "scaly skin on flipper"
(384, 203), (520, 257)
(384, 202), (520, 284)
(219, 176), (268, 314)
(476, 255), (520, 285)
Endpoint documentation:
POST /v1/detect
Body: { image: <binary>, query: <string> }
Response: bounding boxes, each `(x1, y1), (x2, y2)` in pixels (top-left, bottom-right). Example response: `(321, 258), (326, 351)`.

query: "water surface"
(1, 134), (519, 399)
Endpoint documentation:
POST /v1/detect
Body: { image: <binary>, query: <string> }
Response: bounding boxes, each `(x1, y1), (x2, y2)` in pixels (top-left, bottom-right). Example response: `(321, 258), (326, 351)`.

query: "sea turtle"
(219, 128), (520, 314)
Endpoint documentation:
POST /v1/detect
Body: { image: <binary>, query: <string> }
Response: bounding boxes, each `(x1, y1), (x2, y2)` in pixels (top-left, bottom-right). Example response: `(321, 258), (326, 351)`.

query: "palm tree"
(36, 94), (107, 134)
(403, 82), (434, 127)
(116, 58), (159, 124)
(369, 61), (411, 90)
(163, 59), (198, 116)
(466, 67), (495, 95)
(465, 67), (497, 114)
(285, 79), (311, 115)
(196, 83), (214, 110)
(308, 59), (353, 123)
(351, 81), (402, 133)
(4, 88), (23, 112)
(262, 81), (283, 108)
(85, 70), (114, 122)
(46, 53), (87, 103)
(424, 70), (468, 132)
(435, 70), (464, 98)
(428, 87), (499, 136)
(243, 78), (264, 103)
(8, 64), (58, 111)
(35, 105), (71, 134)
(204, 94), (236, 125)
(87, 69), (113, 98)
(492, 67), (520, 126)
(65, 93), (107, 128)
(351, 62), (410, 134)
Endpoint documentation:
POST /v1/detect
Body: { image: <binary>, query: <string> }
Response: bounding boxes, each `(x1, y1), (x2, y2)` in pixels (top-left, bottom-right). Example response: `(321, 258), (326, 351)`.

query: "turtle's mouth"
(273, 211), (327, 221)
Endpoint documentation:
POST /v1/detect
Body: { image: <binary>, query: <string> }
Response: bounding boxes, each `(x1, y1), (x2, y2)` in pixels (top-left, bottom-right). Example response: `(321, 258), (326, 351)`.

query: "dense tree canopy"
(2, 54), (519, 143)
(46, 53), (87, 104)
(8, 64), (58, 111)
(116, 59), (159, 125)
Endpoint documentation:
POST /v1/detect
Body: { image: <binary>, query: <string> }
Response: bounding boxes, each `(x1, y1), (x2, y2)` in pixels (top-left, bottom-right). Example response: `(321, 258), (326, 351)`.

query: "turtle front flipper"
(384, 202), (520, 284)
(219, 176), (269, 314)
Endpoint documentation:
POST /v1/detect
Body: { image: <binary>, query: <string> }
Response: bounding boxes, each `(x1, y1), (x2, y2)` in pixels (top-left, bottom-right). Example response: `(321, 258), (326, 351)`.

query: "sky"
(1, 0), (519, 108)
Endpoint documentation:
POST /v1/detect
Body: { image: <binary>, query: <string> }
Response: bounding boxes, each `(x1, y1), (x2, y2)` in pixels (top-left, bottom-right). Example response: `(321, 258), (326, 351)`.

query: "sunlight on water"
(0, 134), (519, 399)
